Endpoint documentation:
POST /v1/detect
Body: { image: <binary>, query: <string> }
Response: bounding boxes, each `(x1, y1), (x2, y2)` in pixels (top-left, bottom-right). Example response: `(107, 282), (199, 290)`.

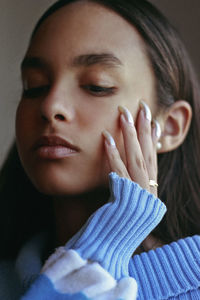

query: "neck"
(53, 187), (110, 247)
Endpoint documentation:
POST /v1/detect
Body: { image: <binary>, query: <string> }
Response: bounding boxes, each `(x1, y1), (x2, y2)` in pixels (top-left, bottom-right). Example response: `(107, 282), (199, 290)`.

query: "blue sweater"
(0, 173), (200, 299)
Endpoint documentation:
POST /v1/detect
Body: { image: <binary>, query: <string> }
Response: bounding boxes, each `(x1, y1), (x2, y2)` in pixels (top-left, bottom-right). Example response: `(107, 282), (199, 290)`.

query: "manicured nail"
(153, 119), (162, 139)
(102, 130), (116, 148)
(139, 100), (152, 122)
(118, 106), (134, 127)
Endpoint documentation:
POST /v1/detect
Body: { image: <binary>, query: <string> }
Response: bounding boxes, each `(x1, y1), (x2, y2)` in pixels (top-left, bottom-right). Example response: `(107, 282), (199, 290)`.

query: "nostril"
(41, 113), (66, 122)
(55, 114), (65, 121)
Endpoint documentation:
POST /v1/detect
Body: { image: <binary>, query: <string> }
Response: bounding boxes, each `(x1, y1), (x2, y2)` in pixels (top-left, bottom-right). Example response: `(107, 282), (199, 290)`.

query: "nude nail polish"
(140, 100), (152, 122)
(102, 130), (116, 147)
(118, 106), (134, 127)
(153, 119), (162, 139)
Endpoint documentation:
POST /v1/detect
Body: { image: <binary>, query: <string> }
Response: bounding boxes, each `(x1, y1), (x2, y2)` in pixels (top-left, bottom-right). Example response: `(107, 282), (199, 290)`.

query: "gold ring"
(149, 180), (158, 187)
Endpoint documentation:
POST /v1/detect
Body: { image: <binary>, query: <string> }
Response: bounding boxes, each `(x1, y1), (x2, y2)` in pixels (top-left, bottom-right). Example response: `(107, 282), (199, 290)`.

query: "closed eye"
(23, 86), (50, 98)
(82, 85), (116, 97)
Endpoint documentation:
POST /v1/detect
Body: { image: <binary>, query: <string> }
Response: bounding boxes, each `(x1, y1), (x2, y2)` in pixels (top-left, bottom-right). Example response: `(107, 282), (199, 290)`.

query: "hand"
(102, 101), (163, 253)
(103, 100), (161, 197)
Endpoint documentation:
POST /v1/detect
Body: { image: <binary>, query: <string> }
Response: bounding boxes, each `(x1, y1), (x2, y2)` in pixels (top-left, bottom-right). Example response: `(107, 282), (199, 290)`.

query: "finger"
(102, 130), (131, 180)
(118, 106), (150, 191)
(137, 101), (155, 177)
(137, 101), (161, 196)
(136, 102), (158, 196)
(150, 120), (162, 196)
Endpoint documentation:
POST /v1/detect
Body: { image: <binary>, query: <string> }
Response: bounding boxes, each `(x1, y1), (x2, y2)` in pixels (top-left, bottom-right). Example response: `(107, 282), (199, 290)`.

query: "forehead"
(26, 1), (155, 102)
(28, 1), (148, 65)
(25, 1), (156, 111)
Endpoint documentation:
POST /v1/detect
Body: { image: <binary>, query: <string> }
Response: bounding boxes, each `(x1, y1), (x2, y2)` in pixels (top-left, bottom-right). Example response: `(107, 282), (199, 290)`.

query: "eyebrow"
(21, 53), (123, 71)
(21, 57), (48, 72)
(72, 53), (123, 68)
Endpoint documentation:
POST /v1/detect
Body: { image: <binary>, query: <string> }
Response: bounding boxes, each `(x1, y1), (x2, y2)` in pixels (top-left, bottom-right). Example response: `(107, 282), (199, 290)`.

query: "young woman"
(1, 0), (200, 299)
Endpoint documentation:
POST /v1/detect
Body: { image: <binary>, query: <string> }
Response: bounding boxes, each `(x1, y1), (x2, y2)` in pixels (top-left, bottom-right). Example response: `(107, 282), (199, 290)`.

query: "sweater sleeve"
(20, 172), (166, 300)
(129, 235), (200, 299)
(65, 172), (166, 279)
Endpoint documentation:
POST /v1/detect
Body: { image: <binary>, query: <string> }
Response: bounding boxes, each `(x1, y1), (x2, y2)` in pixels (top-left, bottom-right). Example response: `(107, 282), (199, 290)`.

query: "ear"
(157, 100), (192, 153)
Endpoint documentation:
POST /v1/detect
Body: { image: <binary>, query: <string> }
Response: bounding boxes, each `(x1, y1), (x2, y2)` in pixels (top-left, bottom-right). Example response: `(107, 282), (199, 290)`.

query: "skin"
(15, 1), (160, 248)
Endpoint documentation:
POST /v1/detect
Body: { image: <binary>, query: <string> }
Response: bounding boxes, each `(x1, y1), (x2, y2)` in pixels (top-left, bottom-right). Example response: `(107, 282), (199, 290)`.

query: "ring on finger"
(149, 179), (158, 187)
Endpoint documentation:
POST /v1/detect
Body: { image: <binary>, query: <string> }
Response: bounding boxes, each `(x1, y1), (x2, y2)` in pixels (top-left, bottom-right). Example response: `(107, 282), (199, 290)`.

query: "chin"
(20, 154), (110, 197)
(26, 168), (106, 197)
(30, 176), (86, 196)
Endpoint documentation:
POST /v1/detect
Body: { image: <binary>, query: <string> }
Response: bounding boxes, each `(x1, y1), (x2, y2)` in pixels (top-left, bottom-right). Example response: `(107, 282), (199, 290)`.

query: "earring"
(157, 142), (162, 150)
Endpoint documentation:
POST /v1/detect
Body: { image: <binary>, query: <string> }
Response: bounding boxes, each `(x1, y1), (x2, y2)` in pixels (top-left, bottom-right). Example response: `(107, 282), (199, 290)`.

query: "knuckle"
(136, 157), (147, 172)
(126, 126), (136, 138)
(140, 125), (150, 137)
(110, 151), (117, 161)
(147, 155), (153, 165)
(114, 165), (127, 178)
(109, 149), (119, 162)
(116, 169), (125, 177)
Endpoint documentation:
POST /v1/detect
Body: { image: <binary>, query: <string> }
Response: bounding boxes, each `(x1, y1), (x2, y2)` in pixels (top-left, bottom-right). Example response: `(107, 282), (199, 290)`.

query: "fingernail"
(102, 130), (116, 148)
(118, 106), (134, 127)
(140, 100), (152, 122)
(153, 119), (162, 139)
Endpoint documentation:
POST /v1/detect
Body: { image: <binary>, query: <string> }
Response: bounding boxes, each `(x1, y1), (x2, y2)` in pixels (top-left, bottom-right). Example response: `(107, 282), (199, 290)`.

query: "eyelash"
(82, 85), (116, 97)
(22, 84), (116, 99)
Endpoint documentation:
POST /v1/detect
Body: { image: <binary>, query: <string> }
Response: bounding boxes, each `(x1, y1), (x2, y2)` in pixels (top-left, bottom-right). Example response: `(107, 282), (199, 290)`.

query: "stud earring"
(157, 142), (162, 150)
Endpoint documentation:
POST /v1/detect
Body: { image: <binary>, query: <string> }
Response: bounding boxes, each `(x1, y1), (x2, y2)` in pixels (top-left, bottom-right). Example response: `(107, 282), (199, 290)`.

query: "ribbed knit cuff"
(129, 235), (200, 299)
(65, 173), (166, 280)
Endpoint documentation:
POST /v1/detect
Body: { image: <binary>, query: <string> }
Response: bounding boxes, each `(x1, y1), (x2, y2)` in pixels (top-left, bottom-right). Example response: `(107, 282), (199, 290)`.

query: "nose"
(40, 87), (75, 124)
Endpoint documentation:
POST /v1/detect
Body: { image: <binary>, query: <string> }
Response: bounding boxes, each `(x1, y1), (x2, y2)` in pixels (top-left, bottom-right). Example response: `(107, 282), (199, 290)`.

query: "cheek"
(15, 101), (37, 165)
(15, 100), (37, 137)
(86, 108), (127, 171)
(16, 100), (27, 127)
(14, 97), (127, 195)
(84, 102), (128, 162)
(15, 102), (26, 145)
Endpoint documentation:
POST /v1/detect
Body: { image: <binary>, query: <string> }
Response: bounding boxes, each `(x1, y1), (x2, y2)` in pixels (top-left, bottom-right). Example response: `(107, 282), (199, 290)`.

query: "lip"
(33, 135), (80, 159)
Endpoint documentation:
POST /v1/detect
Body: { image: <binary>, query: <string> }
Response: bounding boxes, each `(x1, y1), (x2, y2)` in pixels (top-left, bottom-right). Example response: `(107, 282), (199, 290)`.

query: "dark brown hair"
(1, 0), (200, 259)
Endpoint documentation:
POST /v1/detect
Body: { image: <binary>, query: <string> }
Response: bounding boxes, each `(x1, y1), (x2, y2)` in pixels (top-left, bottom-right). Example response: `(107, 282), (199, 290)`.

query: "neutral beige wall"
(0, 0), (54, 166)
(151, 0), (200, 78)
(0, 0), (199, 166)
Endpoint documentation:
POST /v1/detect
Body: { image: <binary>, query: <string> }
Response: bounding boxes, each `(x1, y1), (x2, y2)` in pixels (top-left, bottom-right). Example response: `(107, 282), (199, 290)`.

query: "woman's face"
(16, 1), (156, 196)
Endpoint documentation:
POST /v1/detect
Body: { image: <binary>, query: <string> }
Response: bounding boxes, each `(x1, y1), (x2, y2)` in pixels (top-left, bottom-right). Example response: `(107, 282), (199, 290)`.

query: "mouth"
(33, 135), (80, 159)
